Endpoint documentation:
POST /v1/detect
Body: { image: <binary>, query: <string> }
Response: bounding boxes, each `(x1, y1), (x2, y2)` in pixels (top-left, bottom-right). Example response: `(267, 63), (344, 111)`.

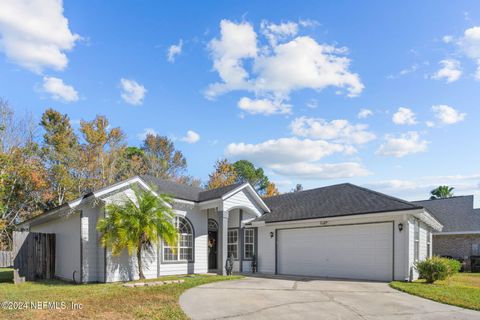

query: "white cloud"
(458, 26), (480, 79)
(120, 78), (147, 105)
(252, 36), (364, 98)
(206, 20), (363, 113)
(180, 130), (200, 144)
(0, 0), (80, 73)
(387, 64), (419, 79)
(167, 39), (183, 63)
(238, 97), (291, 115)
(460, 26), (480, 60)
(432, 104), (466, 124)
(205, 20), (258, 98)
(260, 20), (298, 46)
(426, 121), (435, 128)
(357, 108), (373, 119)
(269, 162), (370, 179)
(442, 35), (454, 43)
(431, 59), (462, 83)
(137, 128), (158, 140)
(225, 136), (368, 180)
(365, 174), (480, 203)
(226, 137), (355, 166)
(376, 132), (428, 157)
(41, 76), (78, 102)
(392, 107), (417, 125)
(290, 116), (375, 145)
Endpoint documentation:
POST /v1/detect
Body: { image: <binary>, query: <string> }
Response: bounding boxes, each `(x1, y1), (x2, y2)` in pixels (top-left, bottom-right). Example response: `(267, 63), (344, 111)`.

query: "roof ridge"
(412, 195), (473, 202)
(345, 183), (422, 209)
(198, 181), (245, 195)
(140, 174), (204, 191)
(263, 183), (351, 200)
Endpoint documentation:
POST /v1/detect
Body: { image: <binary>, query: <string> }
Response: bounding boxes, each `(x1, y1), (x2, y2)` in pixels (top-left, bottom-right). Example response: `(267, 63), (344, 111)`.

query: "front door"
(208, 230), (218, 270)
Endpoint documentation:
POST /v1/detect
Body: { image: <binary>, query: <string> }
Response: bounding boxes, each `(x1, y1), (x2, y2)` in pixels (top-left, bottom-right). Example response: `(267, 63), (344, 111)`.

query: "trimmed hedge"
(415, 256), (461, 283)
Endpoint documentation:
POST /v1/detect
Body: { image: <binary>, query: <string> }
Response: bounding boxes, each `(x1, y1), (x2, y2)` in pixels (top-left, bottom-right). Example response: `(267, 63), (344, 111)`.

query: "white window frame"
(426, 230), (431, 258)
(227, 229), (238, 259)
(244, 228), (255, 260)
(163, 216), (194, 262)
(414, 219), (420, 261)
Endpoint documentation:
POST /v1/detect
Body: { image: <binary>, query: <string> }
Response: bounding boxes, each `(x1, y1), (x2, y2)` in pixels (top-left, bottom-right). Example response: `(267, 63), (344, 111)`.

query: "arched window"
(208, 219), (218, 231)
(163, 216), (194, 262)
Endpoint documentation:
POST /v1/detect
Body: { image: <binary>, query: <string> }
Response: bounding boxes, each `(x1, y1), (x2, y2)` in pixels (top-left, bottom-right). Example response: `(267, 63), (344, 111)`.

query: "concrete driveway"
(180, 275), (480, 319)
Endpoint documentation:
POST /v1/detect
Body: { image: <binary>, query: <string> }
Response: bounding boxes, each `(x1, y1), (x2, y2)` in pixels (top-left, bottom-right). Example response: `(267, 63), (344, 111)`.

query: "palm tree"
(430, 185), (455, 200)
(97, 187), (178, 279)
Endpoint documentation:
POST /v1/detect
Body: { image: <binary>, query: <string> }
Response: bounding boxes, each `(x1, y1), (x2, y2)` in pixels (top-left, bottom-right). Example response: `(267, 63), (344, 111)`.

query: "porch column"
(217, 210), (228, 275)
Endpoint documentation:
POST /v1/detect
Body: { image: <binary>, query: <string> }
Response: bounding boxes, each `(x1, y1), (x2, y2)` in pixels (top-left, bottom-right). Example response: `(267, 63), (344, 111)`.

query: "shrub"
(415, 256), (461, 283)
(444, 258), (462, 277)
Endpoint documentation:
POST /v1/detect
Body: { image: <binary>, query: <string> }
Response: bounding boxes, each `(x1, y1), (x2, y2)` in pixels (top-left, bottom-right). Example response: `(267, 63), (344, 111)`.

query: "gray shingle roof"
(258, 183), (422, 223)
(412, 196), (480, 233)
(197, 182), (245, 202)
(141, 175), (203, 201)
(140, 175), (245, 202)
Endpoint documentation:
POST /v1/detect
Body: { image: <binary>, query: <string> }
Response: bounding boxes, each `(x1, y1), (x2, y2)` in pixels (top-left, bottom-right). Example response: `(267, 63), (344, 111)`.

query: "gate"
(13, 231), (55, 281)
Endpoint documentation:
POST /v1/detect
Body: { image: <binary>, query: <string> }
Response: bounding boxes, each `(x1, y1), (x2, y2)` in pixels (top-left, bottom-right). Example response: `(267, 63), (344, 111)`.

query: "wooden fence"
(0, 251), (13, 267)
(13, 231), (55, 281)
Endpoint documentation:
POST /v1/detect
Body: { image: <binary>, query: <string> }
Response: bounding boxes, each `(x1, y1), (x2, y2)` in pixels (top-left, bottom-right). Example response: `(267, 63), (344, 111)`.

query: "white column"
(217, 210), (228, 275)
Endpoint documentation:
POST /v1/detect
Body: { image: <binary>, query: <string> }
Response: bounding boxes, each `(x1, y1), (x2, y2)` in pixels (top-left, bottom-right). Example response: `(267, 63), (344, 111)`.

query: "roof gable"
(259, 183), (422, 223)
(197, 182), (244, 202)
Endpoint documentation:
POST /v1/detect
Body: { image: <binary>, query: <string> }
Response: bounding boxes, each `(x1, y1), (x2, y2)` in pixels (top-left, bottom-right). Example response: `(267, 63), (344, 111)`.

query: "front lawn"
(0, 271), (242, 319)
(0, 268), (13, 283)
(390, 273), (480, 310)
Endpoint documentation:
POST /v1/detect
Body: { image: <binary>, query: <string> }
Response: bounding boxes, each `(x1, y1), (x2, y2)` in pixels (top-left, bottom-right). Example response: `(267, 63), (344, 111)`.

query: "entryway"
(207, 219), (218, 272)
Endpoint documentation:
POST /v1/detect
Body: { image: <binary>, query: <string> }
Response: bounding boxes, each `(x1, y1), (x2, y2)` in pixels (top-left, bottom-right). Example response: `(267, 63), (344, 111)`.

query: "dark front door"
(208, 231), (218, 270)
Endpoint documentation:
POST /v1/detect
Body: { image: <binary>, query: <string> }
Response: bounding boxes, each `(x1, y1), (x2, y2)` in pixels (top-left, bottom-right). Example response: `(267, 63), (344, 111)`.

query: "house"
(413, 196), (480, 272)
(16, 175), (442, 283)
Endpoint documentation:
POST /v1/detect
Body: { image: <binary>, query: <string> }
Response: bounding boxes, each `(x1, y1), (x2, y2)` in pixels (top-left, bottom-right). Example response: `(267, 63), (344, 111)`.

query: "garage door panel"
(277, 222), (393, 281)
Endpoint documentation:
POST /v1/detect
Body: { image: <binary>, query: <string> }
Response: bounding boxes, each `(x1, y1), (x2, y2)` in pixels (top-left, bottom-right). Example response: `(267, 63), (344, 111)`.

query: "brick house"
(413, 196), (480, 272)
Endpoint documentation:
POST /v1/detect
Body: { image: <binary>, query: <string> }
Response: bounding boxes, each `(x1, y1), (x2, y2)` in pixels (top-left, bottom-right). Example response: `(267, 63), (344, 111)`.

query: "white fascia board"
(251, 220), (266, 227)
(67, 176), (155, 210)
(17, 205), (73, 228)
(261, 209), (425, 227)
(413, 209), (443, 231)
(198, 199), (222, 211)
(434, 231), (480, 235)
(221, 183), (271, 213)
(174, 198), (196, 205)
(93, 176), (156, 199)
(241, 217), (256, 227)
(18, 176), (175, 228)
(92, 176), (174, 209)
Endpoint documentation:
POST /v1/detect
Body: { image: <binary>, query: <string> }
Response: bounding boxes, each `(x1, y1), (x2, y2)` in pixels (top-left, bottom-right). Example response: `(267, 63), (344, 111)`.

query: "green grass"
(0, 272), (242, 319)
(390, 273), (480, 310)
(0, 268), (13, 283)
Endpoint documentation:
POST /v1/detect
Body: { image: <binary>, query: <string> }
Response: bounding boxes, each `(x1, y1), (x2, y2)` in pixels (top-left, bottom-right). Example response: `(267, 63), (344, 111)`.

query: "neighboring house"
(17, 176), (442, 283)
(413, 196), (480, 272)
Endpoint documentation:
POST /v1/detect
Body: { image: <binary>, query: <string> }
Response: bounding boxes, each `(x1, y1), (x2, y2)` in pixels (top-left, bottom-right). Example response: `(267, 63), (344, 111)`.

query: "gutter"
(434, 231), (480, 235)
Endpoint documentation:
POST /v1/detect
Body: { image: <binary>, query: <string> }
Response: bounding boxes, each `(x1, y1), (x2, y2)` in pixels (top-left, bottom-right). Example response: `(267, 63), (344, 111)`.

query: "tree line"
(0, 99), (279, 249)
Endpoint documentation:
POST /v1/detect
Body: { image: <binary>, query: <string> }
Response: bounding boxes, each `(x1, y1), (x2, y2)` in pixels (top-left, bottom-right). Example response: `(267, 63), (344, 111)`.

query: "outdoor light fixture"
(270, 231), (274, 238)
(398, 223), (404, 232)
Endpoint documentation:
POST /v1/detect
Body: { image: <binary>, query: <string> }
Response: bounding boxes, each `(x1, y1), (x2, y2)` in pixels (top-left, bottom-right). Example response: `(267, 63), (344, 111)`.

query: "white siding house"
(19, 176), (441, 283)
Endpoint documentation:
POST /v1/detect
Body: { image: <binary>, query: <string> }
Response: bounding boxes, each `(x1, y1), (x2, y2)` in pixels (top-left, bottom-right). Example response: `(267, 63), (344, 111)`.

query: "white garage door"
(277, 222), (393, 281)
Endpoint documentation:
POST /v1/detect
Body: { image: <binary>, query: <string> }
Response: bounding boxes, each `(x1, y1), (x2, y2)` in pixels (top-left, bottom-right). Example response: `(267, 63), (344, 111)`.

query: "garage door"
(277, 222), (393, 281)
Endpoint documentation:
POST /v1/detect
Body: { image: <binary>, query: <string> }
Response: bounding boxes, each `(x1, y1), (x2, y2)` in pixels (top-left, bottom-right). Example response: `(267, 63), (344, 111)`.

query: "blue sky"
(1, 1), (479, 203)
